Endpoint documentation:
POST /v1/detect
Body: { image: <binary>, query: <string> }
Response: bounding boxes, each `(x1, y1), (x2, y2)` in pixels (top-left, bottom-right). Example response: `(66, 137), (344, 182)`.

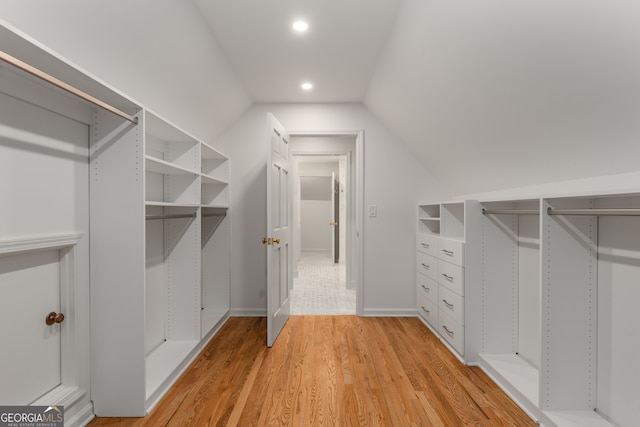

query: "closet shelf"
(145, 156), (199, 176)
(201, 174), (228, 185)
(145, 340), (199, 402)
(544, 410), (615, 427)
(145, 201), (200, 208)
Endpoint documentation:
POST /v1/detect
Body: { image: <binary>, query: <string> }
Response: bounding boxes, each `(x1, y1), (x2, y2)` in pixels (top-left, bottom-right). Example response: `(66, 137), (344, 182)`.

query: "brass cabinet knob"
(46, 312), (65, 325)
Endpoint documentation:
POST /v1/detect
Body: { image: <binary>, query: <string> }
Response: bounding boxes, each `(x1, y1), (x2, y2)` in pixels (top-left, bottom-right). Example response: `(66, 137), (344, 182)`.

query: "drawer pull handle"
(421, 243), (430, 248)
(442, 325), (454, 337)
(421, 285), (429, 292)
(442, 299), (454, 309)
(421, 263), (430, 270)
(421, 306), (430, 315)
(442, 249), (454, 256)
(442, 273), (453, 281)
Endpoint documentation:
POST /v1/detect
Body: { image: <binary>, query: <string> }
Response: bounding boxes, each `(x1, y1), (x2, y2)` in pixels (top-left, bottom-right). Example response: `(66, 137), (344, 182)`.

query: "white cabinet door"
(266, 113), (292, 347)
(0, 249), (61, 404)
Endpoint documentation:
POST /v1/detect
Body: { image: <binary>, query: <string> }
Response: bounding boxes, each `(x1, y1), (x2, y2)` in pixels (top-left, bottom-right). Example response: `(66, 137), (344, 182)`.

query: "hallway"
(290, 251), (355, 315)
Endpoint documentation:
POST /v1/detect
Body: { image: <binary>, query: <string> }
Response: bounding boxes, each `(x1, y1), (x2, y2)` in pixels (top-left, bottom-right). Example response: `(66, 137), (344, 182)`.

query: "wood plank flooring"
(89, 316), (535, 426)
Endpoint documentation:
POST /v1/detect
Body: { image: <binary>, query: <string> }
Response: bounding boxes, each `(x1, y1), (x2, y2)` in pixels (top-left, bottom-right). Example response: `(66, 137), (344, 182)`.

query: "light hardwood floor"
(89, 316), (535, 426)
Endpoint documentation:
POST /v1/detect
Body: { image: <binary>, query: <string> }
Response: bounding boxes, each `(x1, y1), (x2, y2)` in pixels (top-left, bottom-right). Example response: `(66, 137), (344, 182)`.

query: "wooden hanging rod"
(0, 49), (138, 124)
(547, 207), (640, 216)
(482, 209), (539, 215)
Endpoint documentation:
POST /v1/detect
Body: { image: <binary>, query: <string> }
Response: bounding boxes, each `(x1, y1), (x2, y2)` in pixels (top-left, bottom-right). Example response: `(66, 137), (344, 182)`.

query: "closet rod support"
(547, 207), (640, 216)
(0, 50), (138, 125)
(482, 209), (539, 215)
(146, 213), (197, 221)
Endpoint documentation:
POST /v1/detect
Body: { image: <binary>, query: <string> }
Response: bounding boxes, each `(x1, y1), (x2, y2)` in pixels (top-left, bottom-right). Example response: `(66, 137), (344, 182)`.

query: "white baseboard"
(68, 401), (95, 427)
(230, 308), (267, 317)
(361, 308), (417, 317)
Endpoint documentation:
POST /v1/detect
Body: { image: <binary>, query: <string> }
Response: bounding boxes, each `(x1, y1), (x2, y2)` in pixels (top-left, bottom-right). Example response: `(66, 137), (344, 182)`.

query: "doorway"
(290, 135), (359, 315)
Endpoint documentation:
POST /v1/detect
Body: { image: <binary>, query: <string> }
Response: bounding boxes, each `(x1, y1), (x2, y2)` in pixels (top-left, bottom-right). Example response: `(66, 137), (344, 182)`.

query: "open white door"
(265, 113), (292, 347)
(331, 172), (339, 263)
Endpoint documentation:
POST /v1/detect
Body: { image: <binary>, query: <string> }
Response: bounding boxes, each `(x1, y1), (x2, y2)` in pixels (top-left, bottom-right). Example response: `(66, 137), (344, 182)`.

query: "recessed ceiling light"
(301, 82), (313, 90)
(293, 21), (309, 32)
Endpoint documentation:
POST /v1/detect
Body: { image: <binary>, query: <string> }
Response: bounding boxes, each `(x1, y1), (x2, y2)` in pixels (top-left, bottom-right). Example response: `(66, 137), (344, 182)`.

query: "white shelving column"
(416, 204), (441, 329)
(467, 199), (542, 420)
(143, 111), (202, 411)
(416, 201), (474, 362)
(200, 142), (230, 339)
(90, 108), (146, 416)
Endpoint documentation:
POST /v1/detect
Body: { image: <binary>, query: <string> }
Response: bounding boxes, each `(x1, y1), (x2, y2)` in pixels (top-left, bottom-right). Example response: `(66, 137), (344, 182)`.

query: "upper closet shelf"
(201, 174), (228, 185)
(145, 156), (199, 176)
(145, 201), (200, 208)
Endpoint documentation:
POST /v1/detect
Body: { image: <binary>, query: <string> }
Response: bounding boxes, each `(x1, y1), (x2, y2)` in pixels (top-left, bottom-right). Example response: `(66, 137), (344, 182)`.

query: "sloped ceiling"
(196, 0), (640, 196)
(4, 1), (640, 196)
(365, 0), (640, 196)
(193, 0), (403, 103)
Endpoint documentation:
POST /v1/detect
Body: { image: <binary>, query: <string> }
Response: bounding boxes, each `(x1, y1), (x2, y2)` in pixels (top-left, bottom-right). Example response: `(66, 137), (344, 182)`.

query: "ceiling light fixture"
(301, 82), (313, 90)
(293, 20), (309, 32)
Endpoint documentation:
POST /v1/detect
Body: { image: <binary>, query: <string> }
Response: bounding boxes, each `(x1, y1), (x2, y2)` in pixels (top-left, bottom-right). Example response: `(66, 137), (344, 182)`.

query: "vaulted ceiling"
(194, 0), (640, 196)
(194, 0), (403, 103)
(3, 1), (640, 196)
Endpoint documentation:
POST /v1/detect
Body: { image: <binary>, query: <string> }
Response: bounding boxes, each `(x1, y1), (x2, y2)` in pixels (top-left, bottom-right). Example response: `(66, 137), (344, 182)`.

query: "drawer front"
(438, 238), (465, 266)
(417, 290), (438, 328)
(417, 233), (438, 257)
(417, 274), (438, 305)
(438, 260), (465, 296)
(417, 252), (438, 281)
(438, 285), (464, 324)
(439, 309), (464, 355)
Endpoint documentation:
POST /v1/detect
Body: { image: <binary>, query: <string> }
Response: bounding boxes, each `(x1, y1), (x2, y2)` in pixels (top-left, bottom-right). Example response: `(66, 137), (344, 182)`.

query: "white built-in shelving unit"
(416, 201), (472, 360)
(464, 193), (640, 427)
(91, 109), (231, 416)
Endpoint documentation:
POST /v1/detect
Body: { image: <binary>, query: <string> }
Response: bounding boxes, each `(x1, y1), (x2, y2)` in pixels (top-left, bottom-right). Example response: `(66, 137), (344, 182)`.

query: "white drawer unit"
(417, 273), (438, 305)
(438, 259), (465, 296)
(417, 233), (439, 257)
(417, 201), (470, 361)
(417, 289), (438, 327)
(438, 238), (465, 266)
(416, 251), (438, 281)
(438, 284), (464, 324)
(439, 309), (464, 355)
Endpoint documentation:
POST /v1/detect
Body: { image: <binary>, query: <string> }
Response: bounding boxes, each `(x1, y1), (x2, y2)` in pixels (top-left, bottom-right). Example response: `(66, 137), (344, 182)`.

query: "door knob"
(262, 237), (271, 245)
(272, 237), (280, 244)
(46, 312), (65, 325)
(329, 221), (338, 226)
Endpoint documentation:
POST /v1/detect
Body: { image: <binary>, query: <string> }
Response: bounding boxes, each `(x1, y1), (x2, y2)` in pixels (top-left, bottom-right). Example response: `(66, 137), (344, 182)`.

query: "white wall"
(0, 0), (252, 142)
(300, 200), (332, 251)
(299, 163), (337, 252)
(366, 0), (640, 196)
(215, 103), (449, 315)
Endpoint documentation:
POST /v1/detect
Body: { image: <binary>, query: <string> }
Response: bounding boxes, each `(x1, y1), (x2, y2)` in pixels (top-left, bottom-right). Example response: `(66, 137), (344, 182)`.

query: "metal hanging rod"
(482, 209), (539, 215)
(202, 212), (227, 218)
(547, 207), (640, 216)
(146, 213), (197, 221)
(0, 49), (138, 124)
